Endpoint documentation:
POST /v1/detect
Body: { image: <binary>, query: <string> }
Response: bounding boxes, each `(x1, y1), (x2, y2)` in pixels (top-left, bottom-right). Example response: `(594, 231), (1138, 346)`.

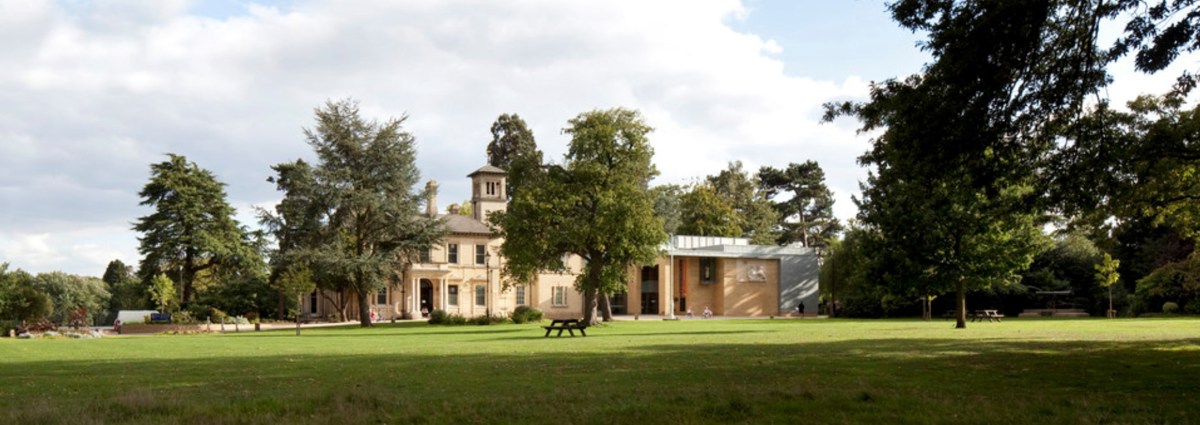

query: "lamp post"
(485, 250), (492, 318)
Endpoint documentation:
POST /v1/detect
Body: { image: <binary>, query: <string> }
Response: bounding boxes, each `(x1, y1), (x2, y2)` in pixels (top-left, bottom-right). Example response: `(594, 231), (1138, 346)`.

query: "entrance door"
(640, 265), (659, 314)
(419, 279), (433, 317)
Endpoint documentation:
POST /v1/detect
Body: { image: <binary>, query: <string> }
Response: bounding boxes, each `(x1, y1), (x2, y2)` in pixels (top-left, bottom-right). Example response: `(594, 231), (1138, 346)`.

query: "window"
(700, 258), (717, 284)
(376, 288), (388, 305)
(419, 248), (431, 263)
(448, 244), (459, 264)
(515, 286), (526, 306)
(475, 285), (487, 306)
(561, 253), (571, 271)
(475, 245), (486, 265)
(552, 287), (567, 307)
(486, 181), (497, 196)
(448, 285), (459, 306)
(309, 291), (318, 314)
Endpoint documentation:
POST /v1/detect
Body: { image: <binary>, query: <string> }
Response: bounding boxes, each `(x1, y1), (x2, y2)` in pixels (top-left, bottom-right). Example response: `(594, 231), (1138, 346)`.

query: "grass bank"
(2, 318), (1198, 424)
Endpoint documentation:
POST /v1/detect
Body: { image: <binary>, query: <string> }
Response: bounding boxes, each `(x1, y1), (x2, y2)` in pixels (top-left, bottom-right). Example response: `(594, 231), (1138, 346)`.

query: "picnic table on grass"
(969, 309), (1004, 323)
(543, 319), (588, 337)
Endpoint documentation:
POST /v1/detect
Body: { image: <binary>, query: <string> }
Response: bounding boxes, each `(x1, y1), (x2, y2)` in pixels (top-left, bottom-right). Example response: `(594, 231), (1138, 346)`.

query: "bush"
(511, 306), (543, 324)
(428, 309), (449, 324)
(447, 314), (468, 325)
(172, 311), (196, 324)
(1163, 301), (1180, 314)
(1185, 301), (1200, 315)
(469, 315), (492, 326)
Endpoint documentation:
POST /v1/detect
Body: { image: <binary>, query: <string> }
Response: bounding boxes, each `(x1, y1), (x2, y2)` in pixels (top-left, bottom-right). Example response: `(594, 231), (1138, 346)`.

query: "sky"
(0, 0), (1187, 276)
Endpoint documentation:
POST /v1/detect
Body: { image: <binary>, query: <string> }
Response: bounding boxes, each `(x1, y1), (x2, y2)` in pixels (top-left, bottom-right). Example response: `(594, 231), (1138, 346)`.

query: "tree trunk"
(277, 291), (286, 321)
(356, 288), (373, 328)
(582, 286), (599, 325)
(599, 294), (613, 322)
(922, 296), (931, 321)
(955, 281), (967, 329)
(295, 294), (302, 336)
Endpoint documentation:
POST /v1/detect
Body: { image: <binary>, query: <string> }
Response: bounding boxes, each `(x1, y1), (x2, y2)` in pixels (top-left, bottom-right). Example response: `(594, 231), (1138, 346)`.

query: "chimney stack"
(425, 180), (438, 217)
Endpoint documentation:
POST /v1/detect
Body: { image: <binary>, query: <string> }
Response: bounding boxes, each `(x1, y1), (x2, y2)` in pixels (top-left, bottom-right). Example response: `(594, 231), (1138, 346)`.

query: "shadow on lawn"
(3, 335), (1199, 424)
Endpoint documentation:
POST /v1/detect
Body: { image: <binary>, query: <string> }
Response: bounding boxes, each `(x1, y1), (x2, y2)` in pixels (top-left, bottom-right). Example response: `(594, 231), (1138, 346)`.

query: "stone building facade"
(304, 165), (819, 320)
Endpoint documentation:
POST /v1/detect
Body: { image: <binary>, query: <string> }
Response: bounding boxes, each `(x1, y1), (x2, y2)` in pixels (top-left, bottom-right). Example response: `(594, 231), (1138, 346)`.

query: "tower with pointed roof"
(468, 165), (507, 224)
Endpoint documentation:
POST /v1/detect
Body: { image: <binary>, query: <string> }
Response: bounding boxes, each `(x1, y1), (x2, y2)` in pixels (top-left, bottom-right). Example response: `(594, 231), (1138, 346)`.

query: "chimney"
(425, 180), (438, 217)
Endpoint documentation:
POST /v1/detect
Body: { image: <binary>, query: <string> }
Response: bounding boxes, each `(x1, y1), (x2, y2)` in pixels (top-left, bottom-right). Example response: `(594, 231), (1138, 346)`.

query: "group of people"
(685, 306), (714, 319)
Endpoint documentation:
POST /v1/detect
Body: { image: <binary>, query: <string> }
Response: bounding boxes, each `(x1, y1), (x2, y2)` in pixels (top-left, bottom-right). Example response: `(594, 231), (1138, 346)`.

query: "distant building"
(304, 165), (819, 320)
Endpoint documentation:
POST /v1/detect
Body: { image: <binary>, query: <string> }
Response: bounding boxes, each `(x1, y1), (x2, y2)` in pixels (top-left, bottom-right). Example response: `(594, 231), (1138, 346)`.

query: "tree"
(1095, 253), (1121, 318)
(826, 1), (1097, 328)
(148, 274), (176, 313)
(31, 272), (110, 326)
(649, 184), (684, 235)
(708, 161), (780, 244)
(274, 265), (316, 335)
(759, 161), (840, 247)
(133, 154), (262, 306)
(0, 264), (52, 322)
(1051, 95), (1200, 241)
(678, 183), (741, 237)
(496, 107), (667, 324)
(102, 259), (146, 318)
(487, 113), (538, 175)
(265, 99), (447, 327)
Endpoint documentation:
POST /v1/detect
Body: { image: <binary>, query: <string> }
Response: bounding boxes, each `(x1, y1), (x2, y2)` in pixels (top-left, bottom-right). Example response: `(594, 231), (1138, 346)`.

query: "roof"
(663, 235), (814, 259)
(443, 214), (492, 235)
(467, 165), (506, 177)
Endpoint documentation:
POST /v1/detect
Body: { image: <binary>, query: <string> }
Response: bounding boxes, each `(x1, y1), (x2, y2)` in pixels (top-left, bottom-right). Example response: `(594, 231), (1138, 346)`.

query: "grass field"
(2, 318), (1199, 424)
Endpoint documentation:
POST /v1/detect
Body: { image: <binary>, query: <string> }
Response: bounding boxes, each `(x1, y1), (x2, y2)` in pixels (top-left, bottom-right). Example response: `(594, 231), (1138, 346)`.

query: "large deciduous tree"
(678, 183), (742, 238)
(102, 259), (146, 316)
(487, 114), (538, 175)
(759, 161), (840, 247)
(649, 184), (685, 236)
(133, 154), (262, 306)
(708, 161), (780, 244)
(265, 99), (447, 327)
(827, 0), (1066, 328)
(495, 107), (667, 324)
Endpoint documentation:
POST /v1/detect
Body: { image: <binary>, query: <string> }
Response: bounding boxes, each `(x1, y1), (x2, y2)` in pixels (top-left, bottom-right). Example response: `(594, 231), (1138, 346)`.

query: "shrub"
(172, 311), (196, 324)
(1185, 301), (1200, 315)
(1163, 301), (1180, 314)
(469, 315), (492, 326)
(447, 314), (468, 325)
(511, 306), (543, 324)
(428, 309), (449, 325)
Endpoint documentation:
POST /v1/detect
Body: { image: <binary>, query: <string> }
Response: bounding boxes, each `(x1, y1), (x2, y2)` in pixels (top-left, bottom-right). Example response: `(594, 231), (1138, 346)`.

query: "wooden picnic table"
(969, 309), (1004, 323)
(543, 319), (588, 337)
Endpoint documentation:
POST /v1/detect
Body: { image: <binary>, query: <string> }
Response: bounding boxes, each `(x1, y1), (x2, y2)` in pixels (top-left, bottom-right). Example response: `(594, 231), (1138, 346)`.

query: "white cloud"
(2, 0), (886, 275)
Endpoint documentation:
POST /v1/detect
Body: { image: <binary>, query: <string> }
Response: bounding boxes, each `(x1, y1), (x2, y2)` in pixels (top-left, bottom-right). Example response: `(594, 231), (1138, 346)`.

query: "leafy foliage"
(759, 161), (839, 247)
(30, 272), (110, 326)
(133, 154), (263, 306)
(678, 183), (741, 238)
(510, 305), (543, 324)
(0, 264), (52, 322)
(263, 99), (447, 327)
(148, 274), (176, 313)
(705, 162), (779, 244)
(486, 113), (539, 178)
(649, 184), (684, 235)
(495, 107), (667, 324)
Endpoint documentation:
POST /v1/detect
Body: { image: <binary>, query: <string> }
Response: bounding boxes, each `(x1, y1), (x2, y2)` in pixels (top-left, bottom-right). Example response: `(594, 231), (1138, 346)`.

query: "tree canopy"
(133, 154), (262, 306)
(263, 99), (447, 327)
(495, 107), (667, 324)
(759, 161), (840, 247)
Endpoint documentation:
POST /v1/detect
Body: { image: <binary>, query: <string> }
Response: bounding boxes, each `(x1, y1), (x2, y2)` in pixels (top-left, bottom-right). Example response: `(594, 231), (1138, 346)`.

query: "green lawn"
(2, 318), (1199, 424)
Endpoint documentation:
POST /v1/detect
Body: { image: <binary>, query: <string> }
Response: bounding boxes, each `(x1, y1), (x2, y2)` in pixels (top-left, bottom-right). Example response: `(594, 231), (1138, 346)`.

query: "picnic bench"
(969, 309), (1004, 323)
(543, 319), (588, 337)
